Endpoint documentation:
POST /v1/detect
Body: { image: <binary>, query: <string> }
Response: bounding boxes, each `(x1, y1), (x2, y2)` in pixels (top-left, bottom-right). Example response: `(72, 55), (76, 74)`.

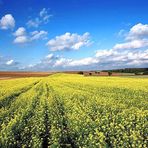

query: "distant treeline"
(102, 68), (148, 75)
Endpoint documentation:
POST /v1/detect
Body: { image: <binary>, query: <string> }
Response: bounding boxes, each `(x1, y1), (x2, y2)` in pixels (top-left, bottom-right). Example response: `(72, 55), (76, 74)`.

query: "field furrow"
(0, 81), (40, 109)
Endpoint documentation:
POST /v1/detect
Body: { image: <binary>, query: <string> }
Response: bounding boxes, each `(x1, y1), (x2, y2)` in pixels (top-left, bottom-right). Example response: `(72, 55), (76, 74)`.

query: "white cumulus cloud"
(13, 27), (48, 44)
(46, 32), (91, 51)
(126, 23), (148, 40)
(13, 27), (26, 36)
(30, 30), (48, 40)
(13, 36), (29, 44)
(0, 14), (15, 30)
(113, 23), (148, 51)
(45, 53), (54, 59)
(113, 39), (148, 50)
(6, 59), (14, 65)
(0, 55), (19, 70)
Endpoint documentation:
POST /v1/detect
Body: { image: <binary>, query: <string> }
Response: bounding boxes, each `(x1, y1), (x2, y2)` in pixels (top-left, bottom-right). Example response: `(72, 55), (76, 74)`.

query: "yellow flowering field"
(0, 74), (148, 147)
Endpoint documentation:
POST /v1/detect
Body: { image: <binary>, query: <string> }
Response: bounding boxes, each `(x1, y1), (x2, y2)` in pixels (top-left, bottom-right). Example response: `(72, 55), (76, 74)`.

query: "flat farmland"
(0, 74), (148, 147)
(0, 72), (54, 80)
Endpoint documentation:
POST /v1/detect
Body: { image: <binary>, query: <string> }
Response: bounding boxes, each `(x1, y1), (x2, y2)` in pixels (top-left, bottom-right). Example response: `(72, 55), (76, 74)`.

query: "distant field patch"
(0, 72), (54, 80)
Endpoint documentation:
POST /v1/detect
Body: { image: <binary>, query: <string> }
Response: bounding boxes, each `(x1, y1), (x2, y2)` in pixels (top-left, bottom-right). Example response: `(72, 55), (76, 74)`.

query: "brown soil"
(0, 71), (55, 80)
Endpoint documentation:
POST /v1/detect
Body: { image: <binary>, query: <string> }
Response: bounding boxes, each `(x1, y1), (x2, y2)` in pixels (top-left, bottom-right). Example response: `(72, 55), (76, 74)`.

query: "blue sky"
(0, 0), (148, 71)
